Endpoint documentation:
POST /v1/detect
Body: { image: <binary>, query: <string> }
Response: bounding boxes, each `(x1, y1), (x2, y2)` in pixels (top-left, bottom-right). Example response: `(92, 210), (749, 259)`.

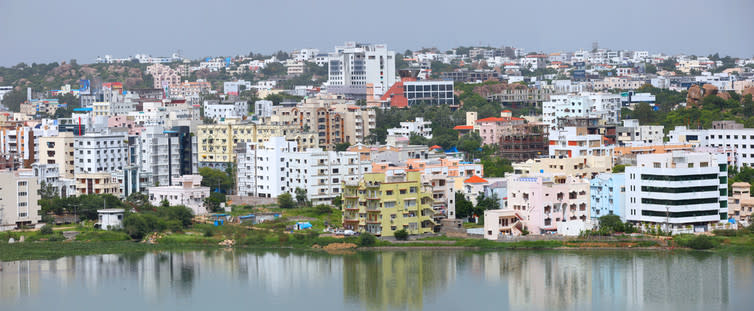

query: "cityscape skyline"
(1, 0), (753, 67)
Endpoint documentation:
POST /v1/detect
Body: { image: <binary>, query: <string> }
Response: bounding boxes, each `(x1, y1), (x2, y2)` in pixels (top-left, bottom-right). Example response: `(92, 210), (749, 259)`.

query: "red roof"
(502, 110), (511, 113)
(429, 145), (443, 150)
(453, 125), (474, 130)
(464, 175), (488, 184)
(476, 117), (524, 123)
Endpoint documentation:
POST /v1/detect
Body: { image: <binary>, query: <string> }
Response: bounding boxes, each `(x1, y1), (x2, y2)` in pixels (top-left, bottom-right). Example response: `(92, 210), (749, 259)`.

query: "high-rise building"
(327, 42), (396, 99)
(0, 170), (41, 229)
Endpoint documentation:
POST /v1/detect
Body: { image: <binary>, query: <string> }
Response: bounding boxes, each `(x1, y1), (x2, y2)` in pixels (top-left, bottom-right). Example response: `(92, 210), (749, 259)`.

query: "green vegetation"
(612, 164), (627, 173)
(40, 194), (127, 221)
(394, 229), (409, 241)
(582, 215), (637, 236)
(199, 167), (234, 193)
(454, 192), (500, 222)
(122, 205), (194, 239)
(277, 193), (296, 209)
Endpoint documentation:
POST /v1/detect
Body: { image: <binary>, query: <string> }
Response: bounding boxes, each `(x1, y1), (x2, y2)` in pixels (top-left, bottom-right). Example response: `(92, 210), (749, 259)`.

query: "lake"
(1, 249), (752, 311)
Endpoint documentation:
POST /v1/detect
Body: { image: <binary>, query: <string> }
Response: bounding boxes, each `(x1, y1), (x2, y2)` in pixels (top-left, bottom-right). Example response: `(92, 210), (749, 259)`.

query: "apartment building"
(0, 170), (41, 230)
(342, 171), (435, 237)
(387, 117), (432, 141)
(169, 81), (211, 99)
(75, 173), (120, 196)
(617, 119), (664, 145)
(542, 93), (621, 131)
(327, 42), (396, 99)
(625, 152), (728, 233)
(148, 175), (210, 215)
(513, 156), (612, 179)
(506, 174), (591, 235)
(549, 127), (614, 158)
(591, 77), (644, 90)
(474, 111), (526, 145)
(73, 131), (129, 174)
(331, 102), (375, 144)
(728, 182), (753, 226)
(146, 63), (181, 88)
(668, 123), (754, 168)
(196, 122), (317, 170)
(236, 137), (369, 205)
(269, 102), (345, 150)
(38, 132), (76, 178)
(203, 100), (248, 121)
(590, 173), (626, 220)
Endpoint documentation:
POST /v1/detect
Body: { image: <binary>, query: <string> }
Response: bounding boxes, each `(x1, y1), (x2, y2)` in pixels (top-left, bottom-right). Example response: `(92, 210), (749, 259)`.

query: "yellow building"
(342, 171), (435, 237)
(75, 173), (120, 196)
(38, 132), (76, 178)
(196, 122), (317, 168)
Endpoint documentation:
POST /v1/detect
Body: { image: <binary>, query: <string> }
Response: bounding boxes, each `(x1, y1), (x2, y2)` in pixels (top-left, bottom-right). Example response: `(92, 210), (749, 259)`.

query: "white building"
(386, 117), (432, 142)
(236, 137), (370, 205)
(668, 125), (754, 168)
(292, 48), (320, 61)
(327, 42), (396, 99)
(542, 92), (621, 131)
(223, 80), (253, 95)
(254, 100), (274, 118)
(618, 119), (664, 145)
(73, 131), (129, 174)
(549, 127), (614, 158)
(97, 209), (124, 230)
(625, 152), (728, 234)
(202, 100), (248, 121)
(148, 175), (210, 215)
(137, 126), (182, 187)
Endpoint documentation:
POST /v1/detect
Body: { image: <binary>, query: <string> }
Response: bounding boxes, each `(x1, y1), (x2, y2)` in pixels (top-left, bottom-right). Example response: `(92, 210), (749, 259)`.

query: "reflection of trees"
(342, 251), (454, 311)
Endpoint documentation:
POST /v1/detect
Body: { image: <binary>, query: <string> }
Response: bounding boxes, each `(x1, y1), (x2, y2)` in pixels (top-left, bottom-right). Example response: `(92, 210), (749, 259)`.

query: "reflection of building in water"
(0, 261), (40, 300)
(639, 254), (731, 307)
(505, 253), (593, 309)
(235, 251), (340, 295)
(342, 251), (454, 311)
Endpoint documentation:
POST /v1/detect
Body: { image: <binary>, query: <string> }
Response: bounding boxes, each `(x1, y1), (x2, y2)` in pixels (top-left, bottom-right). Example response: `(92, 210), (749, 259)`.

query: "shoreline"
(2, 239), (746, 262)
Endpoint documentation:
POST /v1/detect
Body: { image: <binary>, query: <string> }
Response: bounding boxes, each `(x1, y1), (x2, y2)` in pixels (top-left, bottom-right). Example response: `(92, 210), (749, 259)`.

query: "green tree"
(39, 181), (58, 199)
(458, 132), (482, 160)
(204, 192), (226, 212)
(199, 167), (233, 193)
(332, 195), (343, 208)
(612, 164), (627, 173)
(409, 134), (430, 145)
(294, 187), (308, 207)
(335, 142), (351, 151)
(454, 192), (474, 219)
(1, 89), (26, 112)
(278, 193), (296, 209)
(359, 233), (376, 246)
(394, 229), (409, 241)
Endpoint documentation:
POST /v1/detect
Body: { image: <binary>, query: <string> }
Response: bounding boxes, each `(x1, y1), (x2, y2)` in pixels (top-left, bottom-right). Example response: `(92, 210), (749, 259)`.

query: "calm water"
(1, 250), (753, 311)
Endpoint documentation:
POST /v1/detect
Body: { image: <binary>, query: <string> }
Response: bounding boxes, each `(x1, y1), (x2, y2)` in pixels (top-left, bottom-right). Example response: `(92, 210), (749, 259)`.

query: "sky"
(1, 0), (753, 67)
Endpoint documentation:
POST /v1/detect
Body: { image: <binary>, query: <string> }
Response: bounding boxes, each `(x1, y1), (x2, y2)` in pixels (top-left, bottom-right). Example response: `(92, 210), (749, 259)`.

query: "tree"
(454, 192), (474, 219)
(39, 181), (58, 200)
(458, 132), (482, 160)
(294, 187), (308, 207)
(644, 63), (657, 74)
(359, 233), (376, 246)
(199, 167), (233, 193)
(278, 193), (296, 209)
(394, 229), (409, 241)
(0, 89), (26, 112)
(40, 224), (53, 235)
(123, 213), (149, 239)
(335, 142), (351, 152)
(204, 192), (226, 212)
(332, 195), (343, 208)
(612, 164), (627, 173)
(409, 134), (429, 145)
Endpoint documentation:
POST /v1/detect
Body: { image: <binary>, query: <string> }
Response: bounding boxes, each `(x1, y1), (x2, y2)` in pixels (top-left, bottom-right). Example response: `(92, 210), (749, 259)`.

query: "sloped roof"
(464, 175), (488, 184)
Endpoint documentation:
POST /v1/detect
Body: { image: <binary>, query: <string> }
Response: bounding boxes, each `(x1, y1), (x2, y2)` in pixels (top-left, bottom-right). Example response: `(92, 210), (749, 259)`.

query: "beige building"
(0, 170), (41, 229)
(38, 132), (76, 178)
(196, 122), (317, 169)
(729, 182), (753, 226)
(147, 63), (181, 88)
(75, 173), (120, 196)
(591, 77), (644, 90)
(513, 156), (612, 179)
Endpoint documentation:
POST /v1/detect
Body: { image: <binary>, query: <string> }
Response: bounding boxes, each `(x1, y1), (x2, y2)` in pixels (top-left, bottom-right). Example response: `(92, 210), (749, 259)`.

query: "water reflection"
(0, 250), (752, 311)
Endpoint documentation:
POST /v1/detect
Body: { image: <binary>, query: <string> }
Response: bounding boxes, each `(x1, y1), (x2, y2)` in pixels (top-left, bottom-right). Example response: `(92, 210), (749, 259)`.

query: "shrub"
(314, 204), (332, 215)
(682, 235), (715, 250)
(203, 228), (214, 237)
(394, 229), (409, 241)
(40, 224), (54, 235)
(359, 233), (376, 246)
(48, 234), (65, 242)
(712, 229), (738, 237)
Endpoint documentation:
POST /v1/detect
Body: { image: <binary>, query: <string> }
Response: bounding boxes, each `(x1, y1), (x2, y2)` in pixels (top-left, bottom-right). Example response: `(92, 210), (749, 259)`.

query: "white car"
(343, 230), (355, 236)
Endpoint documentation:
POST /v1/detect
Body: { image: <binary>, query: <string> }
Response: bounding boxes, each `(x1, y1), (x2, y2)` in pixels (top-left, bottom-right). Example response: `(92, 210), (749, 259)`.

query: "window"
(653, 162), (661, 168)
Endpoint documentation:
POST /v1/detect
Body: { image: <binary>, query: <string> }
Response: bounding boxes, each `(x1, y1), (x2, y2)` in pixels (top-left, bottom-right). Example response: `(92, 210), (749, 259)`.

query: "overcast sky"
(1, 0), (752, 66)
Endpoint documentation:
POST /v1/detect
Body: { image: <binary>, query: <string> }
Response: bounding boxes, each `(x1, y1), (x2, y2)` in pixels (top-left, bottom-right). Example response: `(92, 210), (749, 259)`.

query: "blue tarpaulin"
(295, 222), (312, 230)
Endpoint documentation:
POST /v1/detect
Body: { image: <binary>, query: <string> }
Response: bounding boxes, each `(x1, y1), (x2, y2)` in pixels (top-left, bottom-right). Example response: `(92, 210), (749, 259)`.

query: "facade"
(147, 64), (181, 89)
(203, 100), (248, 121)
(97, 209), (124, 230)
(75, 173), (120, 196)
(269, 101), (345, 149)
(506, 174), (591, 235)
(387, 117), (432, 141)
(617, 119), (664, 145)
(0, 170), (41, 230)
(484, 209), (525, 240)
(73, 131), (129, 174)
(332, 103), (375, 144)
(168, 81), (211, 99)
(590, 173), (626, 220)
(327, 42), (396, 99)
(148, 175), (210, 215)
(668, 125), (754, 168)
(196, 123), (317, 169)
(542, 93), (621, 131)
(475, 111), (526, 145)
(625, 152), (728, 233)
(138, 126), (182, 187)
(513, 156), (612, 179)
(254, 100), (274, 118)
(728, 182), (753, 226)
(236, 137), (369, 205)
(402, 81), (454, 106)
(342, 171), (435, 237)
(549, 127), (614, 158)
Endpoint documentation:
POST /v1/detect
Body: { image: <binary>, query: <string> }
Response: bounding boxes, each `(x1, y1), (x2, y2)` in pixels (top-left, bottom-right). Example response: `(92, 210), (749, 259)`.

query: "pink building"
(147, 64), (181, 89)
(476, 111), (525, 145)
(506, 174), (590, 235)
(108, 116), (144, 135)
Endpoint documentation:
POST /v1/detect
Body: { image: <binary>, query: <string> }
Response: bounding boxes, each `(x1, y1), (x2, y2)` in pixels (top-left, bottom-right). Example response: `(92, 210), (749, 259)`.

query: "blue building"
(590, 173), (625, 221)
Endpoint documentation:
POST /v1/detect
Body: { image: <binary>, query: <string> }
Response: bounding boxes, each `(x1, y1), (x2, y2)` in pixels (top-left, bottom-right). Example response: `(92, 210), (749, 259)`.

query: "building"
(590, 173), (626, 220)
(169, 81), (211, 99)
(146, 64), (181, 89)
(223, 80), (253, 96)
(549, 127), (614, 158)
(254, 100), (274, 118)
(381, 80), (455, 108)
(668, 124), (754, 168)
(542, 93), (621, 131)
(203, 100), (248, 121)
(137, 126), (184, 187)
(625, 152), (728, 234)
(196, 122), (317, 169)
(235, 137), (369, 205)
(387, 117), (432, 142)
(39, 132), (79, 178)
(475, 111), (526, 145)
(75, 173), (120, 196)
(617, 119), (664, 145)
(613, 143), (695, 165)
(73, 131), (129, 174)
(506, 174), (591, 235)
(268, 100), (345, 150)
(327, 42), (396, 99)
(728, 182), (753, 226)
(513, 156), (612, 179)
(342, 171), (435, 237)
(484, 209), (525, 240)
(97, 209), (124, 230)
(0, 170), (41, 230)
(148, 175), (210, 215)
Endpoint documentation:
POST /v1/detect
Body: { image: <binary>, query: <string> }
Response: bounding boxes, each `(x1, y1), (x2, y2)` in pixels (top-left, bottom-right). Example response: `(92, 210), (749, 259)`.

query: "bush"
(203, 228), (214, 237)
(40, 224), (54, 235)
(48, 235), (65, 242)
(680, 235), (715, 250)
(314, 204), (332, 215)
(712, 229), (739, 237)
(359, 233), (376, 246)
(394, 229), (409, 241)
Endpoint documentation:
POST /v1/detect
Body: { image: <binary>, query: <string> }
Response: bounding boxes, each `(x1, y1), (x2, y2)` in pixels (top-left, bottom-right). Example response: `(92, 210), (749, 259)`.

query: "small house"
(97, 209), (125, 230)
